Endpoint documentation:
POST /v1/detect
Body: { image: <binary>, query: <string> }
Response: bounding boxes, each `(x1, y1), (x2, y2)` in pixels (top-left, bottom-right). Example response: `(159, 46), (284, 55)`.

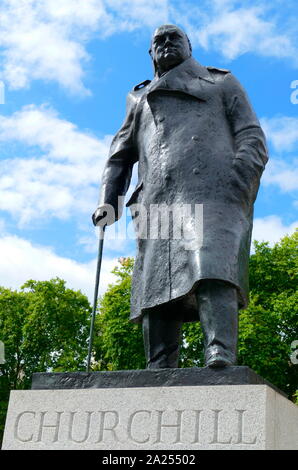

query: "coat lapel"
(147, 57), (214, 102)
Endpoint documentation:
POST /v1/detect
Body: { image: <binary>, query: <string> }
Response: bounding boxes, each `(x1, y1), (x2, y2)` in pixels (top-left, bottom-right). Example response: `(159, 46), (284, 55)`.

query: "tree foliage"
(93, 232), (298, 400)
(238, 231), (298, 398)
(0, 278), (91, 444)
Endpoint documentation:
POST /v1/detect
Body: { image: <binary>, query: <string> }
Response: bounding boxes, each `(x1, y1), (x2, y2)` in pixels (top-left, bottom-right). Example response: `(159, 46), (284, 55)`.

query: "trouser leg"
(196, 280), (239, 367)
(142, 308), (182, 369)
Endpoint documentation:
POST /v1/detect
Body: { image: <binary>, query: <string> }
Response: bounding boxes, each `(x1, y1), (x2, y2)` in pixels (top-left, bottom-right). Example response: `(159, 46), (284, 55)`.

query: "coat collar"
(147, 57), (214, 102)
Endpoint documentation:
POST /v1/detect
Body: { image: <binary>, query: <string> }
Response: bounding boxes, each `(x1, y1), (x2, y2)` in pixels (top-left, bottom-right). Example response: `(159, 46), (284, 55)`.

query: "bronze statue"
(92, 24), (268, 369)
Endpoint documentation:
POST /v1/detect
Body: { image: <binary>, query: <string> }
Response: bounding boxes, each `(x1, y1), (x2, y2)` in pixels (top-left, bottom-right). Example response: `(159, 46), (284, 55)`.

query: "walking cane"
(86, 224), (106, 372)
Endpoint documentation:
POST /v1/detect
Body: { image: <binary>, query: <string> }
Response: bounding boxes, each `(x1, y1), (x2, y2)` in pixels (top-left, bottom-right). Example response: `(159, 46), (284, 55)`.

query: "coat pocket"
(231, 157), (261, 203)
(126, 181), (144, 207)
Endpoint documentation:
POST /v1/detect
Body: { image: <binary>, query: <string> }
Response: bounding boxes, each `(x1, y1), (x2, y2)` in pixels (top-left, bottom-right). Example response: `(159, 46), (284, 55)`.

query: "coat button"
(193, 168), (200, 175)
(192, 135), (200, 141)
(165, 174), (171, 181)
(158, 117), (165, 122)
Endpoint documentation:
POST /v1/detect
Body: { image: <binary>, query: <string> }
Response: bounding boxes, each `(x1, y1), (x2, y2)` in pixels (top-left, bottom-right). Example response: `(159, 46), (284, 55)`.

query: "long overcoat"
(99, 57), (268, 323)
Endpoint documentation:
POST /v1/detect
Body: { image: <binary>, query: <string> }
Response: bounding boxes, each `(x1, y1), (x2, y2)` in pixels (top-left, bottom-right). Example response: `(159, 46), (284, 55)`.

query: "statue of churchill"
(93, 24), (268, 369)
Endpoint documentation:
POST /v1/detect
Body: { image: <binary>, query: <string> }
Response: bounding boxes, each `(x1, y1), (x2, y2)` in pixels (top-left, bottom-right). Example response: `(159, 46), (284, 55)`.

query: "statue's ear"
(149, 48), (158, 75)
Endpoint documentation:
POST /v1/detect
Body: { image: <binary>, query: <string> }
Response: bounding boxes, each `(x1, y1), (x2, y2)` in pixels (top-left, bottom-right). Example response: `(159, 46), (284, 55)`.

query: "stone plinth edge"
(31, 366), (286, 397)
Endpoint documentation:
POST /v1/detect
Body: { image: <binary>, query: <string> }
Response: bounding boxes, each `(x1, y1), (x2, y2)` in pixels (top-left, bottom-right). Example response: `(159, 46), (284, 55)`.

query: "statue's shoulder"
(126, 79), (151, 109)
(207, 66), (230, 74)
(206, 66), (231, 81)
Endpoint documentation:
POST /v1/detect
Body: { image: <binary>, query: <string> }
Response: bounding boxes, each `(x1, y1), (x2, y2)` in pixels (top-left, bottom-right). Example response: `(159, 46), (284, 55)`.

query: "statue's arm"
(93, 94), (138, 225)
(222, 73), (269, 174)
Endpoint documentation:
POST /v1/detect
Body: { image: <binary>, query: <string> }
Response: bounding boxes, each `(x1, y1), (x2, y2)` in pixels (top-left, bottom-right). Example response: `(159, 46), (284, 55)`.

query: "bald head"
(150, 24), (192, 76)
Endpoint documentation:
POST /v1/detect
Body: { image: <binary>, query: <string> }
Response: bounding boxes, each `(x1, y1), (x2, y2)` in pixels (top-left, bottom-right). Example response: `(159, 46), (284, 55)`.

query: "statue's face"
(151, 25), (191, 73)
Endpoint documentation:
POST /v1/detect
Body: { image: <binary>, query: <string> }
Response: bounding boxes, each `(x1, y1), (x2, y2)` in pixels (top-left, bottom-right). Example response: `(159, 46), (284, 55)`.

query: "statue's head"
(149, 24), (192, 76)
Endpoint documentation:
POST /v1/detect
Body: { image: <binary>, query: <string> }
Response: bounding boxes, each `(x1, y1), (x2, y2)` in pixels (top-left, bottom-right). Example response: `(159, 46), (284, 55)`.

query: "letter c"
(14, 411), (36, 442)
(127, 410), (151, 444)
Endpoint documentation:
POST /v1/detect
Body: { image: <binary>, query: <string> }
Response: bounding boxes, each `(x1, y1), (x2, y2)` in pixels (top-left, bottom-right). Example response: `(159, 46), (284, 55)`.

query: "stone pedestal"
(2, 368), (298, 450)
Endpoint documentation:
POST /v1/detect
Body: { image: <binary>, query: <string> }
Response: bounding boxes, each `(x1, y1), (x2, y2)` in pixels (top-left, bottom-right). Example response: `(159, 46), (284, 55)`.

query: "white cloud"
(0, 1), (296, 94)
(0, 104), (110, 162)
(0, 0), (169, 93)
(0, 105), (112, 224)
(252, 215), (297, 246)
(260, 116), (298, 192)
(261, 116), (298, 152)
(172, 1), (298, 64)
(262, 158), (298, 192)
(0, 0), (96, 94)
(0, 234), (118, 301)
(104, 0), (169, 31)
(44, 0), (107, 28)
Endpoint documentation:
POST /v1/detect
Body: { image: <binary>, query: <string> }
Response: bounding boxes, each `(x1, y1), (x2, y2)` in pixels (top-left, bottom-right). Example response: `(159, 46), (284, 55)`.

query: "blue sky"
(0, 0), (297, 300)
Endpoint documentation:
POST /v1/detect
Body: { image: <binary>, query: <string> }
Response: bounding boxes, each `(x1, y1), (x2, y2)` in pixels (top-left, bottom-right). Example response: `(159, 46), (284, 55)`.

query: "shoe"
(206, 354), (233, 368)
(205, 346), (236, 368)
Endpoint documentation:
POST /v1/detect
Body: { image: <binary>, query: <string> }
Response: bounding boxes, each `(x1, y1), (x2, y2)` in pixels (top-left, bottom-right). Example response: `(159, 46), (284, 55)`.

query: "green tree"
(0, 278), (91, 445)
(93, 257), (145, 370)
(93, 232), (298, 400)
(238, 231), (298, 398)
(182, 231), (298, 399)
